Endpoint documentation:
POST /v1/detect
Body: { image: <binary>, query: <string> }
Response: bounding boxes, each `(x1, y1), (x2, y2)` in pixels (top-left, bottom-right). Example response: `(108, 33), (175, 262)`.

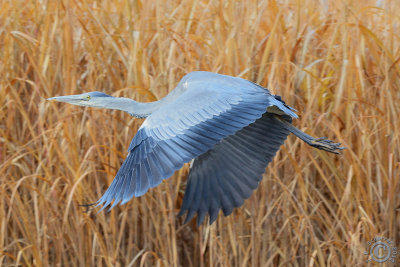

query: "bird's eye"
(86, 95), (91, 100)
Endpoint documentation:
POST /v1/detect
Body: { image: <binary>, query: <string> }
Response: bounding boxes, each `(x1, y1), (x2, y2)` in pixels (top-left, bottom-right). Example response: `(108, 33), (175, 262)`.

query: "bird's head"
(47, 91), (113, 107)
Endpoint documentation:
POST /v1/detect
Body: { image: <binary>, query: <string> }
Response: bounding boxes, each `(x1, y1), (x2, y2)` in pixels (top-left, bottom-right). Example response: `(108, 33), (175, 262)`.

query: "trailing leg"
(274, 116), (345, 154)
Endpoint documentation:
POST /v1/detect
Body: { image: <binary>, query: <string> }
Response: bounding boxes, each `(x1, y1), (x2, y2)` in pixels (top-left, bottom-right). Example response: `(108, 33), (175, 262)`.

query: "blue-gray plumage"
(47, 71), (344, 225)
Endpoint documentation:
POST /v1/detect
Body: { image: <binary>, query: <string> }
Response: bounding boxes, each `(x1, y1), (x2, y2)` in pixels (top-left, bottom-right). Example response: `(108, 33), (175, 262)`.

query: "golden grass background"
(1, 0), (399, 266)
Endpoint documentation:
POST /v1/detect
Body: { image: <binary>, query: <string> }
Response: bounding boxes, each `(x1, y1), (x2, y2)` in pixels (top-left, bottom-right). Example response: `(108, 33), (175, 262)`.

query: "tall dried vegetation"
(1, 0), (399, 266)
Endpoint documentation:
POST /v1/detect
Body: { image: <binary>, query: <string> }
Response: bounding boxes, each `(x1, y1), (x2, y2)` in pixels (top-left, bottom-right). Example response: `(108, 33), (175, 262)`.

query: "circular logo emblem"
(370, 241), (391, 262)
(364, 237), (398, 263)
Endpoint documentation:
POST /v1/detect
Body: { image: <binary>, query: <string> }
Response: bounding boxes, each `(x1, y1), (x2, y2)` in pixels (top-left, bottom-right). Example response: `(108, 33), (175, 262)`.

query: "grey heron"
(48, 71), (344, 225)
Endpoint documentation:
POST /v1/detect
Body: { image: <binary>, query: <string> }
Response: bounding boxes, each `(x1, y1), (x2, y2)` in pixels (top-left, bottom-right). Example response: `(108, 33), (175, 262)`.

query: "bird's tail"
(268, 94), (298, 119)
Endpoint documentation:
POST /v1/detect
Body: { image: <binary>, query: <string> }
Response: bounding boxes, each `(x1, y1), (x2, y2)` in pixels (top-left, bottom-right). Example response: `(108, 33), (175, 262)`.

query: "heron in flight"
(48, 71), (344, 225)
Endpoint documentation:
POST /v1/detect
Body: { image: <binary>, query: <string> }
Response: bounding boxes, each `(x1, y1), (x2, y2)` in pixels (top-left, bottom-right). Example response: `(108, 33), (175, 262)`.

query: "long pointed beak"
(47, 95), (85, 103)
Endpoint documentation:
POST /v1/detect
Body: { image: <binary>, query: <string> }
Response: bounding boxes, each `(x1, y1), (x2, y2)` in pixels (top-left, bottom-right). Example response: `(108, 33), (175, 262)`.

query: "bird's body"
(48, 71), (344, 225)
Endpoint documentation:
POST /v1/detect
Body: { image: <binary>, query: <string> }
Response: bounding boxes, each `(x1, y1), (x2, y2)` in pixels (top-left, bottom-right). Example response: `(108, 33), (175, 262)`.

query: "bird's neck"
(101, 97), (163, 118)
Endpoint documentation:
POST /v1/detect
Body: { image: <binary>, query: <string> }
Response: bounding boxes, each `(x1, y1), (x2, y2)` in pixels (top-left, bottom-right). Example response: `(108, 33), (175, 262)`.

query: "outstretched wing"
(178, 113), (291, 225)
(96, 72), (297, 210)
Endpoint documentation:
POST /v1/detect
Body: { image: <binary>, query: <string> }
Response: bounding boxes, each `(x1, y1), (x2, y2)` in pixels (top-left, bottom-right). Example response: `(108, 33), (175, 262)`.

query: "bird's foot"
(309, 137), (345, 154)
